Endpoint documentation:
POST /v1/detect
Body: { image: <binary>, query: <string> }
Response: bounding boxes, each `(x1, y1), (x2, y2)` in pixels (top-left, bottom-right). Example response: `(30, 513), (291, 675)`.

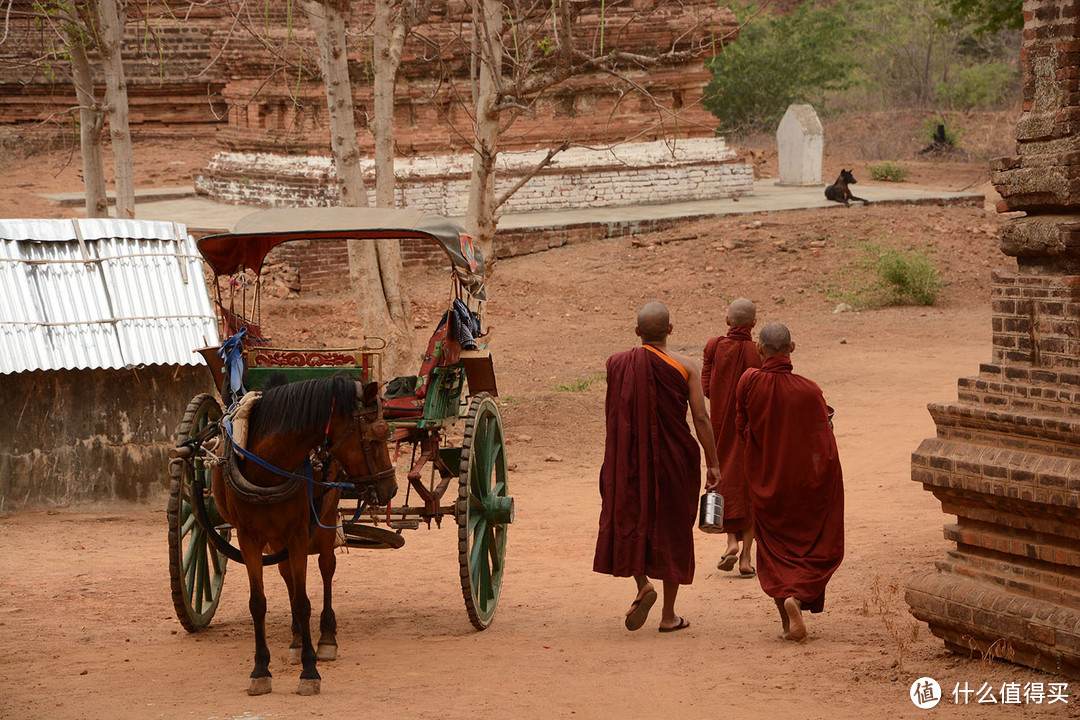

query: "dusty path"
(3, 137), (1078, 717)
(3, 261), (1078, 719)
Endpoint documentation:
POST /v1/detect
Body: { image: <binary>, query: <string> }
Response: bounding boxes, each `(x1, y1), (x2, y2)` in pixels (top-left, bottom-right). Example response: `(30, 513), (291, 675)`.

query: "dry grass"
(866, 575), (921, 673)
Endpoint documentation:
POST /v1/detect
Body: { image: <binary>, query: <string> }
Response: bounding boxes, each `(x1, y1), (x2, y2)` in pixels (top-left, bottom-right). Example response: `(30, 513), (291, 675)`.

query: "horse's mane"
(248, 373), (361, 438)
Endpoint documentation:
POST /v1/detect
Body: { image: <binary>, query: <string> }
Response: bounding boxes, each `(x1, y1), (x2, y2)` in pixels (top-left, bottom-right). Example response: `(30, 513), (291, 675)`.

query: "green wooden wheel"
(167, 393), (229, 632)
(456, 393), (513, 630)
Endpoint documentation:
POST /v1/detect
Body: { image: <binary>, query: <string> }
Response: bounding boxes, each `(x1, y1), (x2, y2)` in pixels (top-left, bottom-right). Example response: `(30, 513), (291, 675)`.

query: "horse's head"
(326, 380), (397, 506)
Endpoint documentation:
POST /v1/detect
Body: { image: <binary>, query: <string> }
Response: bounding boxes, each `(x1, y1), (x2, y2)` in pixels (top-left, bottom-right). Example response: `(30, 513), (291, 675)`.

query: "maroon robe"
(593, 346), (701, 585)
(736, 355), (844, 612)
(701, 325), (761, 532)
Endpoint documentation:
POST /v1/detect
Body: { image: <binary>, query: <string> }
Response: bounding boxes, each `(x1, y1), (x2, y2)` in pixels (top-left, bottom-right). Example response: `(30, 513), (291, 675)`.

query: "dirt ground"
(3, 125), (1080, 719)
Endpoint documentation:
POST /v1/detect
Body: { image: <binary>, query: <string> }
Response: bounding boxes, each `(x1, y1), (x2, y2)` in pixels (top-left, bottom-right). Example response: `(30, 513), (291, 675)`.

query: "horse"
(824, 169), (868, 206)
(210, 372), (396, 696)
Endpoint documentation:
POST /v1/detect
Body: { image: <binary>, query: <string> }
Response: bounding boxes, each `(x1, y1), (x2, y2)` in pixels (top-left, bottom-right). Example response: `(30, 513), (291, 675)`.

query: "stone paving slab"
(49, 179), (985, 237)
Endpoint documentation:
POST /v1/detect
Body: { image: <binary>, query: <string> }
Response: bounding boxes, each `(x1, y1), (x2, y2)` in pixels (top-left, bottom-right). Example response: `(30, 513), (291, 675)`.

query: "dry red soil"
(2, 130), (1078, 719)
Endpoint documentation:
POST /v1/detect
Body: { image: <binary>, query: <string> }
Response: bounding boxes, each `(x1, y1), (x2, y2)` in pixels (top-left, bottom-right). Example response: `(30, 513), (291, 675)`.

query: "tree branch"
(493, 139), (569, 211)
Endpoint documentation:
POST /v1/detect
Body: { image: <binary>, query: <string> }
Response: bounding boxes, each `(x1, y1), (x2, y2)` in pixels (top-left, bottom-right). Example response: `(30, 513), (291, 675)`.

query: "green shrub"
(920, 118), (963, 148)
(864, 244), (942, 306)
(934, 61), (1017, 109)
(868, 162), (911, 182)
(827, 241), (942, 307)
(933, 0), (1023, 36)
(703, 3), (855, 133)
(554, 372), (606, 392)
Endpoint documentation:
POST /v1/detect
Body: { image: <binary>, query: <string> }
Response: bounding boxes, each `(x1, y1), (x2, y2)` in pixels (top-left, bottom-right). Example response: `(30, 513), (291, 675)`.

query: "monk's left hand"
(705, 467), (722, 491)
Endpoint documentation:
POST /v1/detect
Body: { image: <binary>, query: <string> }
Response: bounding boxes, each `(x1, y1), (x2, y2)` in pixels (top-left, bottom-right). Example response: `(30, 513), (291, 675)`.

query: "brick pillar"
(905, 0), (1080, 677)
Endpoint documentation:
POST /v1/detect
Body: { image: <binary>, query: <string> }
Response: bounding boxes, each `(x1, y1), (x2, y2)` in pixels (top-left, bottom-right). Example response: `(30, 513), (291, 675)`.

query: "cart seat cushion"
(383, 312), (461, 419)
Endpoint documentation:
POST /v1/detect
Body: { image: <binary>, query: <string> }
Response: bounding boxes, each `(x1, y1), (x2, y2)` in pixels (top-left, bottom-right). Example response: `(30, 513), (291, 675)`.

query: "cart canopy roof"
(198, 208), (485, 298)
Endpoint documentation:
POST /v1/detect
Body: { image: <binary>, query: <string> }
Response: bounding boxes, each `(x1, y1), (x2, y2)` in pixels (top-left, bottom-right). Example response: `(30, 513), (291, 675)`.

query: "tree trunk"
(301, 0), (368, 206)
(372, 1), (416, 342)
(67, 28), (108, 219)
(465, 0), (502, 263)
(97, 0), (135, 219)
(301, 0), (418, 376)
(372, 0), (397, 209)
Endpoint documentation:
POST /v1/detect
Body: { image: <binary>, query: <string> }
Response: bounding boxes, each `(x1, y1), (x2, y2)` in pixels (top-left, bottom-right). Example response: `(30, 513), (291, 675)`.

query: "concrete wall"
(0, 366), (215, 512)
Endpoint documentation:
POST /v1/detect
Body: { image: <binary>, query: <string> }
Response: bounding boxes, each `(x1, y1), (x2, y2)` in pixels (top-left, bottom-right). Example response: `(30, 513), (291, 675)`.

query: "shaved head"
(759, 322), (792, 356)
(637, 301), (671, 343)
(727, 298), (756, 327)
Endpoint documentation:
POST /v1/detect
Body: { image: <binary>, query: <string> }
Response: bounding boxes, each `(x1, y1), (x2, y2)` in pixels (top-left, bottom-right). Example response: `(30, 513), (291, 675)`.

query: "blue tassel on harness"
(218, 329), (249, 404)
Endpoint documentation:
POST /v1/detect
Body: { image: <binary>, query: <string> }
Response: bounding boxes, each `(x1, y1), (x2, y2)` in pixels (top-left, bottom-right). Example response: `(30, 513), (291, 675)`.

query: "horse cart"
(166, 208), (512, 693)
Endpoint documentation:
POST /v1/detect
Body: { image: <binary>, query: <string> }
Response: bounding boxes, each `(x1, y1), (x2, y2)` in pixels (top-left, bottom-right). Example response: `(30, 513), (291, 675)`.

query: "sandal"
(624, 589), (657, 631)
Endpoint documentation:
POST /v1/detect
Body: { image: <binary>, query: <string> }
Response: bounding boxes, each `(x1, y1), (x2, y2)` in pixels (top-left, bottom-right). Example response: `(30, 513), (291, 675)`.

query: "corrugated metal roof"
(0, 218), (220, 375)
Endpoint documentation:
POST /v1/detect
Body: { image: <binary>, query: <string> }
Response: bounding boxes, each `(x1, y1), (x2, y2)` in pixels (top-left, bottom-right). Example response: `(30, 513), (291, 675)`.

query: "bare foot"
(774, 598), (789, 634)
(782, 597), (807, 642)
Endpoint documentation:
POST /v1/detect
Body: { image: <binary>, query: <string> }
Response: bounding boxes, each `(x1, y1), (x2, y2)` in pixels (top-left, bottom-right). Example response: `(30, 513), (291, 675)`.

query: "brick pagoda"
(905, 0), (1080, 677)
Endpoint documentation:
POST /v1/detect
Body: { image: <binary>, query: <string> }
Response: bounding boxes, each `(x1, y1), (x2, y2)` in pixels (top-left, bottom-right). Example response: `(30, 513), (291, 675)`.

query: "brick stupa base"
(905, 0), (1080, 678)
(907, 271), (1080, 676)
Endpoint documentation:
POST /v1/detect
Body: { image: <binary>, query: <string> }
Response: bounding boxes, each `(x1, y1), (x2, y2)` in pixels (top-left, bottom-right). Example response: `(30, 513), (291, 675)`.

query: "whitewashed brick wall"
(194, 137), (754, 214)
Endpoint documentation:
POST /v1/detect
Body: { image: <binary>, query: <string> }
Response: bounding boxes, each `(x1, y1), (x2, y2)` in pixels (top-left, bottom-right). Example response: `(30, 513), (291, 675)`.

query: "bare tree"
(464, 0), (501, 260)
(298, 0), (420, 375)
(372, 0), (434, 207)
(370, 0), (436, 369)
(1, 0), (136, 218)
(440, 0), (728, 260)
(64, 11), (108, 218)
(96, 0), (134, 218)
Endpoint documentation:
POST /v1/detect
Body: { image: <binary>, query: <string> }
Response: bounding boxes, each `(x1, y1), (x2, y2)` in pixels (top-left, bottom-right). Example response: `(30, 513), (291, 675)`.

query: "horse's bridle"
(320, 381), (396, 494)
(223, 381), (394, 506)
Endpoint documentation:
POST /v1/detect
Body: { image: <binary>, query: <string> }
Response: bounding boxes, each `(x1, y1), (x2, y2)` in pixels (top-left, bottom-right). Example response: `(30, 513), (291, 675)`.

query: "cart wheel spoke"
(468, 507), (485, 535)
(487, 527), (501, 574)
(208, 536), (225, 576)
(183, 525), (201, 575)
(180, 511), (197, 537)
(476, 537), (492, 605)
(476, 422), (497, 492)
(193, 539), (208, 613)
(470, 521), (488, 572)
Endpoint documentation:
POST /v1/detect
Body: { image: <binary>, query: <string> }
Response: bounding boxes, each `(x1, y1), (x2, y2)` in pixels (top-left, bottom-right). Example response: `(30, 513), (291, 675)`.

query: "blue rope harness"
(223, 414), (370, 530)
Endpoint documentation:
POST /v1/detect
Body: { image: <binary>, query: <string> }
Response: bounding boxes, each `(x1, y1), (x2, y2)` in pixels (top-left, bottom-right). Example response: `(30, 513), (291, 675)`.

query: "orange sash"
(643, 344), (689, 382)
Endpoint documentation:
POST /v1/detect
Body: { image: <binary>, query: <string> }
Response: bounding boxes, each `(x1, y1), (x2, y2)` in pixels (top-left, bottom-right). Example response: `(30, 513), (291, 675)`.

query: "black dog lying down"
(825, 169), (868, 206)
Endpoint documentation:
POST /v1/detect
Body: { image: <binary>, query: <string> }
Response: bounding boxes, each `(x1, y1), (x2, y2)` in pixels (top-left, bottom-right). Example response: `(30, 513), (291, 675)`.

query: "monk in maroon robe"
(701, 298), (760, 576)
(594, 302), (722, 633)
(736, 323), (844, 642)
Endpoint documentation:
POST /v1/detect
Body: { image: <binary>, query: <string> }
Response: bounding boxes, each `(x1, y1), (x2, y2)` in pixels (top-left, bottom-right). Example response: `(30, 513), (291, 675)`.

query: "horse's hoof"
(288, 646), (302, 665)
(316, 643), (337, 662)
(248, 677), (272, 696)
(296, 678), (321, 696)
